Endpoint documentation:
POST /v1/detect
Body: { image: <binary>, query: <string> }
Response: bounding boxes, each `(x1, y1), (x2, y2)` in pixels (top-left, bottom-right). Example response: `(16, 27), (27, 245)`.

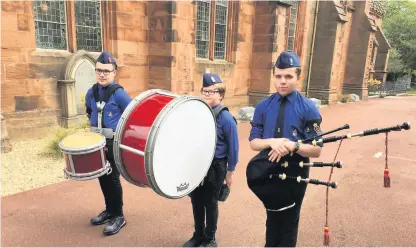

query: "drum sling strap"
(91, 83), (123, 137)
(200, 105), (236, 187)
(213, 105), (237, 124)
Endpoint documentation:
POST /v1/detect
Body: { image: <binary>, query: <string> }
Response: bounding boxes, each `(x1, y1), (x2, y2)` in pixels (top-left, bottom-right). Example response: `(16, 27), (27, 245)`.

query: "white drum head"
(146, 96), (217, 198)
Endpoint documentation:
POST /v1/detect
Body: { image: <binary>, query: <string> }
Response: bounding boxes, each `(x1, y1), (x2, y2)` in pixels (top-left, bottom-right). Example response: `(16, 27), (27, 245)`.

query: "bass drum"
(113, 89), (217, 199)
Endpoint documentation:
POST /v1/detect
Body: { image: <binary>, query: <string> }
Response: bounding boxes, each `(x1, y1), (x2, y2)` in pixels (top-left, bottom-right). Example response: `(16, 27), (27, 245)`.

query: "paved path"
(2, 96), (416, 247)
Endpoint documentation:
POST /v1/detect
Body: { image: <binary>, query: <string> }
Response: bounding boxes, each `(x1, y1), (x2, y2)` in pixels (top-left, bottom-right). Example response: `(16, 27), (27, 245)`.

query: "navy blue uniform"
(185, 73), (239, 247)
(85, 83), (131, 130)
(85, 51), (132, 236)
(85, 82), (131, 218)
(246, 51), (323, 247)
(249, 91), (323, 144)
(213, 104), (239, 172)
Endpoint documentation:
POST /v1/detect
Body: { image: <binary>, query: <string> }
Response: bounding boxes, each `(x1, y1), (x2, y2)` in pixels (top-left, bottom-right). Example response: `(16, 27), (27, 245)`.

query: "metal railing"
(368, 80), (409, 96)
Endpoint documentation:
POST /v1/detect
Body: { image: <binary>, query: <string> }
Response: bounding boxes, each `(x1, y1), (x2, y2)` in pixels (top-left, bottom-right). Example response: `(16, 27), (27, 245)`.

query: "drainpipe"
(306, 0), (319, 97)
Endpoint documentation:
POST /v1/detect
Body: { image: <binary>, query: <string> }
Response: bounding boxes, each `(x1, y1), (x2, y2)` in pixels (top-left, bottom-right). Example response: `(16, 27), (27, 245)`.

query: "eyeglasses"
(95, 69), (114, 76)
(200, 90), (220, 96)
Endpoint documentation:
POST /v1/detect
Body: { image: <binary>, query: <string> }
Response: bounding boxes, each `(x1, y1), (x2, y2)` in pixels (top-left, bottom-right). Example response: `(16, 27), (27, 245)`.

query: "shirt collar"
(98, 81), (115, 91)
(276, 90), (297, 103)
(212, 104), (221, 109)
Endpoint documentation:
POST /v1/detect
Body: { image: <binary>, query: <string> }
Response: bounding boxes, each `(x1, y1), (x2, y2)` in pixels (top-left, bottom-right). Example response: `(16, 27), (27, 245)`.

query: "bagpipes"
(246, 121), (411, 246)
(266, 124), (350, 190)
(294, 121), (411, 246)
(305, 122), (411, 147)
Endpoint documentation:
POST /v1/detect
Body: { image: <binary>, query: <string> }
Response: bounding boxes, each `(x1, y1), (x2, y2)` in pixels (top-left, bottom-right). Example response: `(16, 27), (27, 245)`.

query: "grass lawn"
(408, 88), (416, 95)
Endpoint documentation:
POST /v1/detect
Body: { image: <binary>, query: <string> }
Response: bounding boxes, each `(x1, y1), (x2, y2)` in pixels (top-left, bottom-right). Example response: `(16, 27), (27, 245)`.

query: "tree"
(382, 0), (416, 74)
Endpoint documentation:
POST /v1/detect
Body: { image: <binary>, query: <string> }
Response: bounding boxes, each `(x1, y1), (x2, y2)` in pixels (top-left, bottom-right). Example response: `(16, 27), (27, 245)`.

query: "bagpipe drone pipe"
(304, 122), (411, 147)
(246, 121), (411, 246)
(299, 121), (411, 189)
(246, 124), (351, 201)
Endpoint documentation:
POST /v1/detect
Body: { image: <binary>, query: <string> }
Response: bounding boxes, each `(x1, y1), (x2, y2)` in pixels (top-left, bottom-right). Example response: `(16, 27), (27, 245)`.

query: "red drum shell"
(64, 151), (106, 174)
(116, 92), (174, 187)
(59, 132), (111, 181)
(114, 89), (217, 199)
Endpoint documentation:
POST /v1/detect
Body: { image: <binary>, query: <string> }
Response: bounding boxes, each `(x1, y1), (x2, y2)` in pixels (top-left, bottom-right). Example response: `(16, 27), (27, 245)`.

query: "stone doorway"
(58, 50), (98, 128)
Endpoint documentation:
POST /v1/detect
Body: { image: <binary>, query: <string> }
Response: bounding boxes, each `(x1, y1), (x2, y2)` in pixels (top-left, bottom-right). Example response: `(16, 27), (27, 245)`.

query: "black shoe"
(183, 234), (205, 247)
(200, 239), (218, 247)
(90, 210), (113, 225)
(103, 216), (126, 236)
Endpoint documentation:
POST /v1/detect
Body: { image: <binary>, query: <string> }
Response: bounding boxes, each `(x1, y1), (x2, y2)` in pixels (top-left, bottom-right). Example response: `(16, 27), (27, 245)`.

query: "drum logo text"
(177, 182), (190, 192)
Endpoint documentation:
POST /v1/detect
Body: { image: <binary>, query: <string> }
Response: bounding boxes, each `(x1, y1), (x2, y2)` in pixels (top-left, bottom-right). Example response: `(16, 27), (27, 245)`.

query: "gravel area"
(1, 138), (67, 197)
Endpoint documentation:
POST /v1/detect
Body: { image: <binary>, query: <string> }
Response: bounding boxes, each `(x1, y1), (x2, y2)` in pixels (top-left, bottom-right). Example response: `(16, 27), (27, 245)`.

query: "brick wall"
(147, 1), (175, 91)
(342, 0), (375, 100)
(297, 0), (314, 94)
(337, 6), (354, 93)
(1, 1), (58, 113)
(113, 1), (148, 96)
(1, 1), (64, 140)
(1, 0), (390, 142)
(172, 2), (197, 95)
(2, 110), (60, 140)
(193, 1), (253, 114)
(307, 1), (340, 104)
(249, 1), (275, 100)
(249, 2), (303, 106)
(1, 1), (149, 141)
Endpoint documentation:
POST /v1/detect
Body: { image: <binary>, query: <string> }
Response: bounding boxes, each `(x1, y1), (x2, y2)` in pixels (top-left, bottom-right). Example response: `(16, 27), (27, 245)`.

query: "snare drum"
(59, 131), (112, 180)
(113, 89), (217, 199)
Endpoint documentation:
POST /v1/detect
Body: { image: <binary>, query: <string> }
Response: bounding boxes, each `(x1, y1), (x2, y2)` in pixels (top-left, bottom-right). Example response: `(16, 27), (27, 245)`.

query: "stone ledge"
(195, 58), (234, 66)
(31, 49), (72, 58)
(3, 108), (60, 118)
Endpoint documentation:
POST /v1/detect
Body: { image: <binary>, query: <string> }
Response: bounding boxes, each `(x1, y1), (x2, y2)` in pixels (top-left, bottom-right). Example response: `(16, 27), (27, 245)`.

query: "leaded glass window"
(33, 0), (67, 50)
(287, 1), (299, 51)
(195, 0), (229, 60)
(214, 0), (228, 60)
(75, 0), (102, 52)
(33, 0), (102, 52)
(196, 0), (211, 59)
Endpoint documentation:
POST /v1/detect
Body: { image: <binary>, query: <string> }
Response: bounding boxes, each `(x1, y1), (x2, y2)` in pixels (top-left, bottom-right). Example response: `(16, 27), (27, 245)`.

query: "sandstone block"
(240, 2), (255, 16)
(116, 13), (142, 28)
(124, 29), (148, 42)
(25, 79), (45, 96)
(1, 47), (25, 64)
(17, 14), (29, 31)
(116, 41), (141, 55)
(1, 1), (26, 13)
(122, 54), (148, 66)
(1, 12), (18, 31)
(1, 30), (34, 48)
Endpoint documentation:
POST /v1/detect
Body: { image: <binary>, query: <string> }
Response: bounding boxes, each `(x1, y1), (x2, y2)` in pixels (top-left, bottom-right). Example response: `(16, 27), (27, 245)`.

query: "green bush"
(43, 121), (90, 159)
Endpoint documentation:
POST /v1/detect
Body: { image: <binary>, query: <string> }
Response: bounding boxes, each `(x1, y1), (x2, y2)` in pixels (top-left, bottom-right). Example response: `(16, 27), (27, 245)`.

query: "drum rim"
(64, 161), (112, 181)
(145, 95), (217, 199)
(113, 89), (178, 188)
(59, 132), (106, 153)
